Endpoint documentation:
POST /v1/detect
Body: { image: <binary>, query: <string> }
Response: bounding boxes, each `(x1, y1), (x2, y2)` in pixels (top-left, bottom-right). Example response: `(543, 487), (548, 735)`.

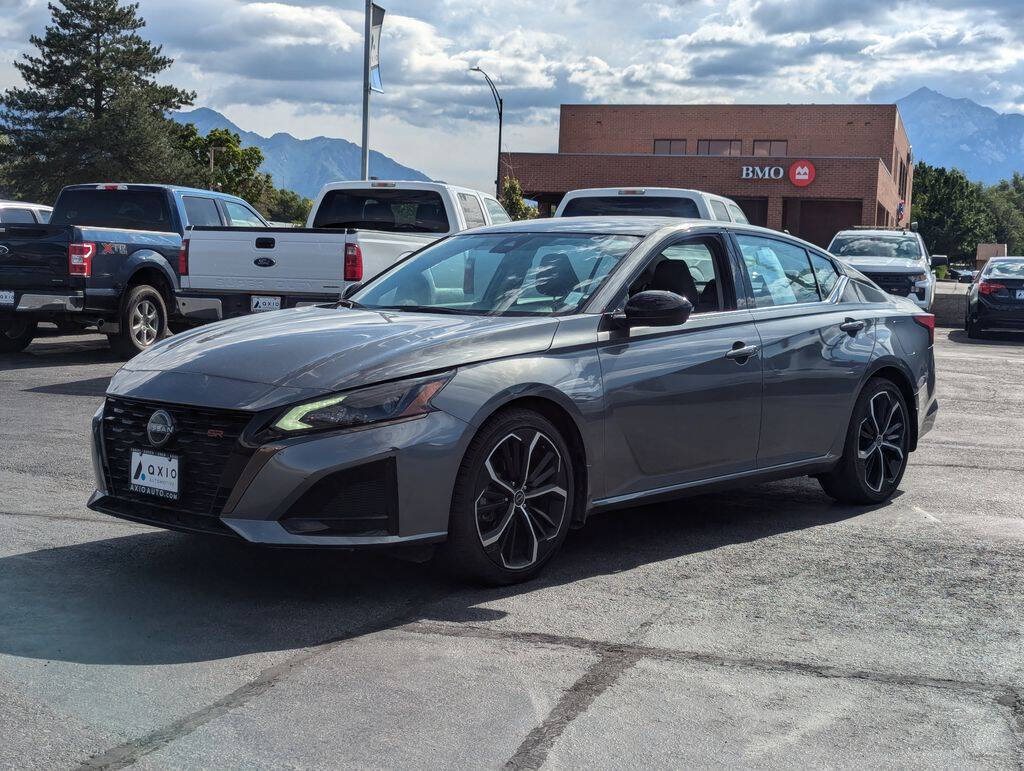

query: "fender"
(113, 249), (180, 294)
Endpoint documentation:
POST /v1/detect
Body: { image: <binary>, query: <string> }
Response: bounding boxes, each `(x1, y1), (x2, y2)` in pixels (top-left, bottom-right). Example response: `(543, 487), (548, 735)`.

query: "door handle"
(255, 237), (276, 249)
(725, 343), (759, 361)
(839, 318), (865, 335)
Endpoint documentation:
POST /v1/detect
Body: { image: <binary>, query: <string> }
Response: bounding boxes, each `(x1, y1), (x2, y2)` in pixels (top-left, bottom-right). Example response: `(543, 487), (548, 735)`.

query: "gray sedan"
(88, 217), (938, 583)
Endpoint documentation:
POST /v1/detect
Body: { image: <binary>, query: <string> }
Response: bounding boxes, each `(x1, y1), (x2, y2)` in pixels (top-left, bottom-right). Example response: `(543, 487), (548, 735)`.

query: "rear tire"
(108, 285), (167, 359)
(818, 378), (910, 505)
(437, 408), (575, 585)
(0, 320), (37, 353)
(966, 314), (983, 339)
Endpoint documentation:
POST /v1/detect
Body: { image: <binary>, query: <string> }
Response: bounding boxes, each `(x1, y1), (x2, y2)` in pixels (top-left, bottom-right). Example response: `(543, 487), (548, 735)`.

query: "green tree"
(982, 184), (1024, 255)
(0, 0), (198, 201)
(265, 187), (312, 224)
(910, 162), (993, 260)
(499, 176), (538, 221)
(176, 124), (272, 204)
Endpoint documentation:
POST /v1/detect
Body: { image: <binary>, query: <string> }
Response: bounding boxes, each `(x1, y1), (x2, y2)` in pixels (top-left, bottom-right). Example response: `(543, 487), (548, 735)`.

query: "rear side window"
(726, 204), (748, 224)
(36, 209), (51, 223)
(223, 201), (265, 227)
(483, 197), (511, 224)
(0, 207), (38, 223)
(51, 189), (174, 232)
(808, 252), (840, 298)
(560, 195), (700, 218)
(709, 200), (730, 221)
(312, 189), (450, 233)
(458, 192), (486, 228)
(183, 196), (222, 227)
(736, 234), (820, 307)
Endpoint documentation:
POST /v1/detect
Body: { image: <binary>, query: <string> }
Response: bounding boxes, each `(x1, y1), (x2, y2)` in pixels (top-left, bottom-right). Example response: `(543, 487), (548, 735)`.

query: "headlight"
(911, 272), (928, 283)
(273, 372), (453, 433)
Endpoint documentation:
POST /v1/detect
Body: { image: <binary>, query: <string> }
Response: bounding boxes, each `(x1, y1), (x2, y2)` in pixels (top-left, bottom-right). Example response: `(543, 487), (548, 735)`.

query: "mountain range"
(170, 108), (430, 199)
(895, 87), (1024, 184)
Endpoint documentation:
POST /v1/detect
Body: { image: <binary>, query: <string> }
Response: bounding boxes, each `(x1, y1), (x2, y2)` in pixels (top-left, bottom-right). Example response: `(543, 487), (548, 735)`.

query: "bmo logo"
(789, 160), (815, 187)
(740, 160), (817, 187)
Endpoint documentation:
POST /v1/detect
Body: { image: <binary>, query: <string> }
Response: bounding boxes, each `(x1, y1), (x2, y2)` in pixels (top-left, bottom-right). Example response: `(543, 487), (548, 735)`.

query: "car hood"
(838, 255), (926, 273)
(123, 306), (559, 394)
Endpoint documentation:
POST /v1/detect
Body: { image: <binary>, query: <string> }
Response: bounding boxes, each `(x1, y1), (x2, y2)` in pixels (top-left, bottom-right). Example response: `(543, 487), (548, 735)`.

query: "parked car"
(554, 187), (749, 222)
(179, 180), (511, 323)
(965, 256), (1024, 338)
(0, 199), (52, 224)
(88, 217), (937, 584)
(0, 183), (268, 356)
(827, 227), (944, 311)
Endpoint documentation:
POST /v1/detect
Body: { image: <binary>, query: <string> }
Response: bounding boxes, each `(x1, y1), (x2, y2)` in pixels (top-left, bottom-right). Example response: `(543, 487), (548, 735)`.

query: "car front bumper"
(88, 402), (471, 547)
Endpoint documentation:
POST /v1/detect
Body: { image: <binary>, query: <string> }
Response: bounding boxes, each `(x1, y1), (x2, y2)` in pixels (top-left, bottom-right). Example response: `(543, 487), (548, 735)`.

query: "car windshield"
(829, 234), (922, 258)
(354, 232), (641, 316)
(985, 259), (1024, 279)
(561, 196), (700, 218)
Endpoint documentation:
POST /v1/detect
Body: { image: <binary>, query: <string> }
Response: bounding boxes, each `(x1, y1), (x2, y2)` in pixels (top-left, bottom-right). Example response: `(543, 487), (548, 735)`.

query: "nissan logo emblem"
(146, 409), (176, 448)
(0, 246), (8, 255)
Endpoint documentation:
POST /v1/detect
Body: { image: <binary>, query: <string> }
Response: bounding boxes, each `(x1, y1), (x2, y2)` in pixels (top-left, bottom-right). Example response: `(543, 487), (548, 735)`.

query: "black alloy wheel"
(441, 408), (574, 584)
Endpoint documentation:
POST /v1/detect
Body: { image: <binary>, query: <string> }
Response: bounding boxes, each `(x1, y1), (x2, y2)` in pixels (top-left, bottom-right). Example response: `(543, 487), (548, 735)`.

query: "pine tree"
(0, 0), (200, 201)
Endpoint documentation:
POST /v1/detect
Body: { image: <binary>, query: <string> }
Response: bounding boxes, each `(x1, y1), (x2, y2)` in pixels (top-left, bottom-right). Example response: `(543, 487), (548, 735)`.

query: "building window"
(753, 140), (788, 157)
(898, 159), (908, 201)
(697, 139), (742, 156)
(654, 139), (686, 155)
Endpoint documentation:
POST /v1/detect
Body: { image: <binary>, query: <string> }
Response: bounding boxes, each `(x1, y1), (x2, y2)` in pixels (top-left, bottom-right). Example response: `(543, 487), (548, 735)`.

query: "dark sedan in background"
(966, 256), (1024, 338)
(88, 218), (938, 583)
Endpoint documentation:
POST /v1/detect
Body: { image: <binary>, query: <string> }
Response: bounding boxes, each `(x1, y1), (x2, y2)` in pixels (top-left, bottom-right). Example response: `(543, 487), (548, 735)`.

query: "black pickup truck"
(0, 183), (268, 357)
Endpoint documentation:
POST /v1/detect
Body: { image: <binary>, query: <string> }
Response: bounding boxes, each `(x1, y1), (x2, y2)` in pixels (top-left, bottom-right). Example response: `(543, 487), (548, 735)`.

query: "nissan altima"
(89, 218), (938, 583)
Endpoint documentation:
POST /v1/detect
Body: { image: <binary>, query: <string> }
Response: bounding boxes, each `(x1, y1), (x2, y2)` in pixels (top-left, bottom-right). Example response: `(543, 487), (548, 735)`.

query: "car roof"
(316, 180), (494, 198)
(563, 187), (710, 198)
(832, 229), (918, 238)
(0, 201), (51, 209)
(61, 183), (249, 202)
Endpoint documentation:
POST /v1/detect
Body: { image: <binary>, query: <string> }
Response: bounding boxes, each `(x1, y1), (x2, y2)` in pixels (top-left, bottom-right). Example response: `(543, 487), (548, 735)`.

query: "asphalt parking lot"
(2, 327), (1023, 769)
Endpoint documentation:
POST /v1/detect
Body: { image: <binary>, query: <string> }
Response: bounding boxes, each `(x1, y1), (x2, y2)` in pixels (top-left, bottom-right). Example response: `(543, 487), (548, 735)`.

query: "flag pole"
(360, 0), (371, 180)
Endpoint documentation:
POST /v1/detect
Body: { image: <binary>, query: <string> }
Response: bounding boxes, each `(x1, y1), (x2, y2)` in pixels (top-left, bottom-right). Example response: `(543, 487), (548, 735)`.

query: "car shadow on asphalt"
(0, 344), (120, 371)
(0, 480), (886, 667)
(944, 329), (1024, 347)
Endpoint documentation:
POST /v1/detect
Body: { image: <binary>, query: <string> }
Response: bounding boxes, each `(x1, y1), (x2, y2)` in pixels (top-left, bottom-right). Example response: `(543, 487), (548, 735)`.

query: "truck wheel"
(0, 320), (37, 353)
(109, 285), (167, 359)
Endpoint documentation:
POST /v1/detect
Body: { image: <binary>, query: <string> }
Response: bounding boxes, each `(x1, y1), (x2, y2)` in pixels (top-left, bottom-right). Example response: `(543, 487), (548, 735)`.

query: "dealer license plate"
(0, 290), (14, 306)
(1016, 290), (1024, 300)
(129, 449), (180, 500)
(251, 295), (281, 313)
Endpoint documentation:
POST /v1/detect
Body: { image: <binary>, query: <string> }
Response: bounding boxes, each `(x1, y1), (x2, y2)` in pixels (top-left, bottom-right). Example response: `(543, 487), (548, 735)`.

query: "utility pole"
(360, 0), (371, 180)
(470, 67), (503, 198)
(208, 146), (226, 189)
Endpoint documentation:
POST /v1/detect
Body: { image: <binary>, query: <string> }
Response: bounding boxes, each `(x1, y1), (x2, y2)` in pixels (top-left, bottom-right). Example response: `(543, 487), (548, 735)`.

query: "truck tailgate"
(185, 228), (345, 296)
(0, 225), (73, 290)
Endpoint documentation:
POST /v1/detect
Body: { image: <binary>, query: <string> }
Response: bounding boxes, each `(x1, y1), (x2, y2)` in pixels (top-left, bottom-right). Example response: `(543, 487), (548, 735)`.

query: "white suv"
(554, 187), (749, 223)
(828, 228), (938, 311)
(0, 200), (52, 224)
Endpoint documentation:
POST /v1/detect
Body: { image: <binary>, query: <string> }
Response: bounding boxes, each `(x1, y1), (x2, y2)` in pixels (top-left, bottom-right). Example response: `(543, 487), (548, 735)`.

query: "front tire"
(108, 285), (167, 359)
(0, 320), (37, 353)
(439, 408), (575, 584)
(819, 378), (910, 505)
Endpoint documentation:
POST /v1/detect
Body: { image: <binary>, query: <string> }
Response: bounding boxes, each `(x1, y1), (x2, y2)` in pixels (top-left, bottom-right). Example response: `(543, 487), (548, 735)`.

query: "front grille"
(863, 272), (914, 297)
(102, 397), (253, 517)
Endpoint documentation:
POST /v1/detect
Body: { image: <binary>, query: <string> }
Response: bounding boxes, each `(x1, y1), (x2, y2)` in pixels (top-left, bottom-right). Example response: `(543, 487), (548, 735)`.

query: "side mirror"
(930, 255), (948, 268)
(620, 290), (692, 327)
(342, 282), (363, 299)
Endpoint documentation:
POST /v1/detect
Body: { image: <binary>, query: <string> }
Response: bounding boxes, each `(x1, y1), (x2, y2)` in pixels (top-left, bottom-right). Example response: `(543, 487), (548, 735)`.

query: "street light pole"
(470, 67), (503, 198)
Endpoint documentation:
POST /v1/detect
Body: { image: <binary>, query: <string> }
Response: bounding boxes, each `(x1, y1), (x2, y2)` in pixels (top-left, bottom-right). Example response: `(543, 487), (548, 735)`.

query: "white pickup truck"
(176, 180), (511, 323)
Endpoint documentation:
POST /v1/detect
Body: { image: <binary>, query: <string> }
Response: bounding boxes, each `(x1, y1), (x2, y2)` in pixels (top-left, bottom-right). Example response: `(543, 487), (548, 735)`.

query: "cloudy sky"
(3, 0), (1024, 190)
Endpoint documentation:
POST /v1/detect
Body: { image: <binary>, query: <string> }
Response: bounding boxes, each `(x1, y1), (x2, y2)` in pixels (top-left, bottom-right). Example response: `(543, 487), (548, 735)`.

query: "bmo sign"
(741, 160), (816, 187)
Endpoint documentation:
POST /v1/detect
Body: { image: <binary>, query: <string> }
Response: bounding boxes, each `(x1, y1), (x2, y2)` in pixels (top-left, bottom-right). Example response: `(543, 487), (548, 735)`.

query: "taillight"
(913, 313), (935, 345)
(68, 242), (95, 277)
(178, 239), (189, 275)
(978, 279), (1008, 297)
(344, 242), (363, 281)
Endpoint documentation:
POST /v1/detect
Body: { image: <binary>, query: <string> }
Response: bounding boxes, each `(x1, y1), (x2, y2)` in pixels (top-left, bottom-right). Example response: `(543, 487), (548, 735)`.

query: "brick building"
(502, 104), (913, 247)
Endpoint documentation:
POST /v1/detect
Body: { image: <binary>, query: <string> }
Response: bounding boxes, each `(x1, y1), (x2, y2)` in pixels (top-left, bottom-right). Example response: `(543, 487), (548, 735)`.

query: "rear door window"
(51, 189), (175, 232)
(223, 201), (265, 227)
(312, 189), (450, 233)
(482, 197), (511, 223)
(726, 204), (748, 224)
(183, 196), (222, 227)
(709, 200), (731, 221)
(736, 234), (821, 307)
(35, 209), (51, 223)
(458, 193), (487, 229)
(560, 195), (700, 218)
(0, 207), (38, 223)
